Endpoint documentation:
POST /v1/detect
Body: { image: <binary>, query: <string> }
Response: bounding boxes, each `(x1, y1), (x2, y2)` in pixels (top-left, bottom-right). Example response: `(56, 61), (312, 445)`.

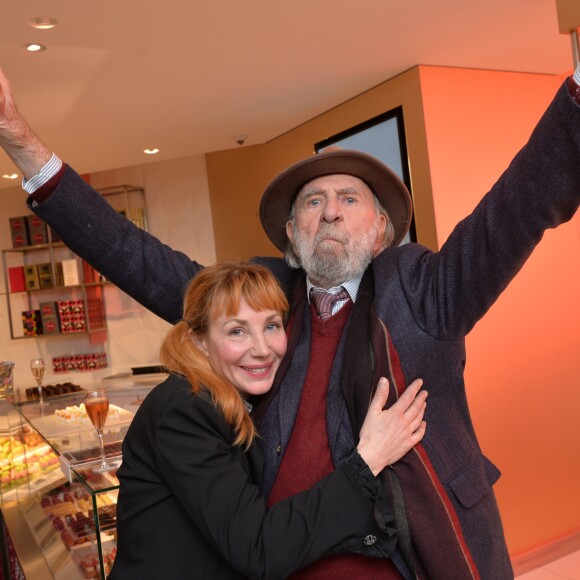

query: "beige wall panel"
(206, 66), (437, 260)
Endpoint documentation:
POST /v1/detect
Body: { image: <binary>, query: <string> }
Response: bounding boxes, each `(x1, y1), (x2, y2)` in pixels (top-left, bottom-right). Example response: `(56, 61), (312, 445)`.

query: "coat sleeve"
(152, 389), (396, 579)
(28, 166), (200, 323)
(392, 79), (580, 340)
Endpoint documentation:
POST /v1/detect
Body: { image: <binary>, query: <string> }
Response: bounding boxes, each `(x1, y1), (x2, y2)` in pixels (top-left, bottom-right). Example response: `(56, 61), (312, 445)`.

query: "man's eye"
(307, 198), (321, 207)
(344, 197), (356, 204)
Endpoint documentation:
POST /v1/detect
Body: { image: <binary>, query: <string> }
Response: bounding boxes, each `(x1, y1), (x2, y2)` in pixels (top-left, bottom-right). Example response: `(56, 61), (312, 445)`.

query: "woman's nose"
(250, 334), (269, 356)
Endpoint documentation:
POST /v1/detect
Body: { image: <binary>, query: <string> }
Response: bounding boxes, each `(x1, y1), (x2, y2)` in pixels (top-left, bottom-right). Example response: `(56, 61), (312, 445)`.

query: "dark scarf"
(254, 266), (480, 580)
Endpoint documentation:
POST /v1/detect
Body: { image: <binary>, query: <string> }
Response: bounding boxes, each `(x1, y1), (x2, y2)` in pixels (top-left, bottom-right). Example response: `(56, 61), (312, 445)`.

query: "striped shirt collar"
(306, 273), (364, 304)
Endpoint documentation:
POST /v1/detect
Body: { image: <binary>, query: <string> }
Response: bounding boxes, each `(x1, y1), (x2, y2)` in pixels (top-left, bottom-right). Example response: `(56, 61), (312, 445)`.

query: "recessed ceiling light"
(29, 17), (58, 30)
(2, 174), (19, 180)
(25, 43), (46, 52)
(144, 148), (160, 155)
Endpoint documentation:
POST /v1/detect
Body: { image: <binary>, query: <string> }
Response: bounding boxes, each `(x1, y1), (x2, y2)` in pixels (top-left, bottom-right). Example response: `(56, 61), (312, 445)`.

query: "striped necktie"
(309, 287), (350, 321)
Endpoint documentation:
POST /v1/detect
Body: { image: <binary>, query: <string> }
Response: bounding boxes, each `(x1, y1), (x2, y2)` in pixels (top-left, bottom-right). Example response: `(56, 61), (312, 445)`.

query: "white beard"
(292, 221), (380, 288)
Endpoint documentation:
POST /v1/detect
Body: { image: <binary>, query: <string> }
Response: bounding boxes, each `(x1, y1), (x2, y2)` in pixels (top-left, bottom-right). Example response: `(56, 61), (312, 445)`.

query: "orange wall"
(419, 66), (580, 557)
(206, 65), (580, 558)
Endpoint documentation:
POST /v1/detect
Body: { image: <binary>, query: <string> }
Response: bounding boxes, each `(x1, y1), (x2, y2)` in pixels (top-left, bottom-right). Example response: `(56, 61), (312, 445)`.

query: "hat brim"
(259, 149), (413, 252)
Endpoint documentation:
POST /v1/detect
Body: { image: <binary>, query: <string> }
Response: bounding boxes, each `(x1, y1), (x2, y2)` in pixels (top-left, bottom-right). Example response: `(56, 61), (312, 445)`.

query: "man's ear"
(286, 220), (295, 248)
(189, 330), (208, 356)
(373, 214), (387, 256)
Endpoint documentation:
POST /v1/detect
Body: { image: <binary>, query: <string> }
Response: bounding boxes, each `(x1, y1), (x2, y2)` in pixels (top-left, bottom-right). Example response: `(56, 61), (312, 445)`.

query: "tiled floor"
(516, 549), (580, 579)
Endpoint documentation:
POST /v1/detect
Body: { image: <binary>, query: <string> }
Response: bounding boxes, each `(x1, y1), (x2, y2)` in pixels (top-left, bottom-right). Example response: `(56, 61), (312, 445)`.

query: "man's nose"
(322, 197), (340, 222)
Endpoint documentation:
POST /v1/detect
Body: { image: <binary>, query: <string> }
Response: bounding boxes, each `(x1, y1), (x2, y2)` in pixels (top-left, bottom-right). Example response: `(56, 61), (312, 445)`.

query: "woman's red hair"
(160, 260), (288, 449)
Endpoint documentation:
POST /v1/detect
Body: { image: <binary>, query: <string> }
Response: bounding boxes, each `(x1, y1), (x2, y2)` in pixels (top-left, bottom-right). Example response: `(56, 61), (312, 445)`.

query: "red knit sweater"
(267, 303), (400, 578)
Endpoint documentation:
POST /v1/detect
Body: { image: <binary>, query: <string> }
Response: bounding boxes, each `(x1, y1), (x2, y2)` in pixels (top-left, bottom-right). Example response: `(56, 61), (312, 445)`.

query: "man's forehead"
(299, 173), (373, 195)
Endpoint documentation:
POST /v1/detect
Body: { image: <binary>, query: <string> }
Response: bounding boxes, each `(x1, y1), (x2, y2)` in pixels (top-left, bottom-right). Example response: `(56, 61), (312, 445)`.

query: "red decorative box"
(9, 216), (30, 248)
(39, 301), (61, 335)
(8, 266), (26, 292)
(26, 215), (49, 245)
(57, 300), (86, 333)
(52, 353), (108, 373)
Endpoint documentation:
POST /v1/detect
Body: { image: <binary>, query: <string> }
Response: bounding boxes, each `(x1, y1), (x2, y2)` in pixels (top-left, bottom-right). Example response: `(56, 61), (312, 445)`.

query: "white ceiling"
(0, 0), (576, 190)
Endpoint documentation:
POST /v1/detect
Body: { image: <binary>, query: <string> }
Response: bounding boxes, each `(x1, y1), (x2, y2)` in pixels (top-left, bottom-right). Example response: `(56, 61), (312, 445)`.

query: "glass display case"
(0, 383), (156, 578)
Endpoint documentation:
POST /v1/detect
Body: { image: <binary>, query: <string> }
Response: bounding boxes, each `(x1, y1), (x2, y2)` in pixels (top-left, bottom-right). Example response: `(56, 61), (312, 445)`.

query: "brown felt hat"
(259, 149), (413, 252)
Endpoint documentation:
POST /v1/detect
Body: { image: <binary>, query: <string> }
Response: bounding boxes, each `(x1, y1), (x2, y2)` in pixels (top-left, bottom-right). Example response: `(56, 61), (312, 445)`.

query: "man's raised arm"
(0, 65), (53, 180)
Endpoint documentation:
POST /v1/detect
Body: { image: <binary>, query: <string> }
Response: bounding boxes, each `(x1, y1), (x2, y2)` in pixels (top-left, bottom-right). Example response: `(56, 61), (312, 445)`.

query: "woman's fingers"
(368, 377), (390, 413)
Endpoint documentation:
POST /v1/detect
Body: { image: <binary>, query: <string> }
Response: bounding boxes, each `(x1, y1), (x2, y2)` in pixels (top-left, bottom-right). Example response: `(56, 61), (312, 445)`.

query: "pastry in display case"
(0, 426), (60, 495)
(0, 385), (153, 579)
(25, 382), (84, 401)
(39, 479), (118, 578)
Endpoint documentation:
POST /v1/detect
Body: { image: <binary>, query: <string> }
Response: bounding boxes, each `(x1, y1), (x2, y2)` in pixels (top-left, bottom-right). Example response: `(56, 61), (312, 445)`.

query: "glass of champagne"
(84, 389), (114, 472)
(30, 358), (45, 405)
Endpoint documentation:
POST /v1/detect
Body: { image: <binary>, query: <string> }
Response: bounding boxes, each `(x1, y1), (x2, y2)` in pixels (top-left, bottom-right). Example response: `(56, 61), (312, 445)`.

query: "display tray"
(131, 364), (166, 375)
(130, 372), (168, 385)
(29, 405), (134, 438)
(102, 371), (168, 385)
(11, 386), (84, 405)
(70, 536), (117, 579)
(60, 441), (123, 482)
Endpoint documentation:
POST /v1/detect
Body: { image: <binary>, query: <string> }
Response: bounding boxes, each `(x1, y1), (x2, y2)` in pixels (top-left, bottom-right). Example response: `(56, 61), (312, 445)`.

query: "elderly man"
(1, 63), (579, 579)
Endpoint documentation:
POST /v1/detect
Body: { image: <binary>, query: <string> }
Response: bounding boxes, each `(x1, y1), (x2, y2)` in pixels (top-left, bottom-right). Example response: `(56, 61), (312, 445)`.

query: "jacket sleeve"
(27, 166), (200, 324)
(153, 389), (397, 579)
(393, 79), (580, 340)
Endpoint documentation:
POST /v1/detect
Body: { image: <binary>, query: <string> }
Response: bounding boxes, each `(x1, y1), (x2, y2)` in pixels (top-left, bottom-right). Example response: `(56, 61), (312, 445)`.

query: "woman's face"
(198, 298), (287, 398)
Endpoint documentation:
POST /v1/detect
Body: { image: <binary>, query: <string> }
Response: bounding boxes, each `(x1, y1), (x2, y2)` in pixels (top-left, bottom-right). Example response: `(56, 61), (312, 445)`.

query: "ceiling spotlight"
(25, 43), (47, 52)
(29, 17), (58, 30)
(144, 148), (160, 155)
(2, 174), (19, 180)
(233, 135), (248, 146)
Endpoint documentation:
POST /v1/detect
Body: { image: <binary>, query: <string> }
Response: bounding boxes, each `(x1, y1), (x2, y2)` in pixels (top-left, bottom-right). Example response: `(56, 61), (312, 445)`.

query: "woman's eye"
(266, 322), (281, 332)
(229, 328), (244, 337)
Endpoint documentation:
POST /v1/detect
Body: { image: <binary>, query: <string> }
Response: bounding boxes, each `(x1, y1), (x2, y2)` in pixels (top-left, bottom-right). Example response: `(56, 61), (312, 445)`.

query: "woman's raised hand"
(357, 377), (427, 475)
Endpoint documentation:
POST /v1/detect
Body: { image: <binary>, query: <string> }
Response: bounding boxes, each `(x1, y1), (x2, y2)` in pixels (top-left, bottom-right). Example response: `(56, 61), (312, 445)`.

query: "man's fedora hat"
(259, 149), (413, 252)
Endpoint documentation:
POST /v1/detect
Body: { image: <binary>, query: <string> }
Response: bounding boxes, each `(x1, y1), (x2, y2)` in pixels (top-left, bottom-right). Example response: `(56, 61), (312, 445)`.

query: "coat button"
(276, 445), (282, 455)
(363, 534), (377, 546)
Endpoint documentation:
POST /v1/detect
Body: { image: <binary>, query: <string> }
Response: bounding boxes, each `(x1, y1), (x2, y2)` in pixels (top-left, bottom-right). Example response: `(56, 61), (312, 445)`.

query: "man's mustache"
(314, 224), (349, 245)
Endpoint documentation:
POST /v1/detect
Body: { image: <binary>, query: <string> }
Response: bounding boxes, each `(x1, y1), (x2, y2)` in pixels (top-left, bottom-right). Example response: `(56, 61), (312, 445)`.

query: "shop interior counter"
(0, 383), (157, 579)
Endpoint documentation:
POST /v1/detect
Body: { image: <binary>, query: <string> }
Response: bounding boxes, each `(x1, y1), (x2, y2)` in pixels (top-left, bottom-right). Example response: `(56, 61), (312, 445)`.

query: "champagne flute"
(84, 389), (114, 472)
(30, 358), (45, 405)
